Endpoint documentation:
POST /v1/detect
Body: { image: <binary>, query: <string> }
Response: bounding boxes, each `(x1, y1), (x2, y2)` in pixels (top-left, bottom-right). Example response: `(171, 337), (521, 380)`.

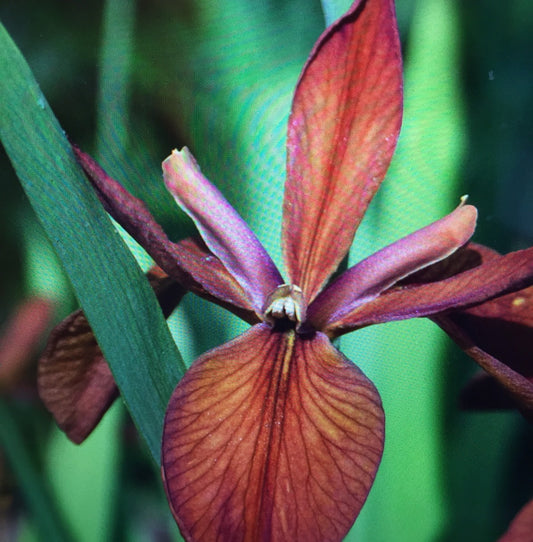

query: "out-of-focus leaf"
(0, 21), (183, 464)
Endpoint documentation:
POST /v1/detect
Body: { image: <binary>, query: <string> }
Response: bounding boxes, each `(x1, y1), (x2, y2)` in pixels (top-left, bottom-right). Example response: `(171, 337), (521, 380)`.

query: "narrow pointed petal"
(283, 0), (403, 302)
(163, 149), (283, 314)
(162, 324), (384, 541)
(498, 499), (533, 542)
(324, 247), (533, 338)
(38, 308), (119, 443)
(38, 274), (185, 443)
(74, 146), (258, 321)
(308, 202), (477, 329)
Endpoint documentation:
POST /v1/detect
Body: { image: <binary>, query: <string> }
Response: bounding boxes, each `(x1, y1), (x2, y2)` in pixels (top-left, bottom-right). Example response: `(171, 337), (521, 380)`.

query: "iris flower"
(39, 0), (533, 540)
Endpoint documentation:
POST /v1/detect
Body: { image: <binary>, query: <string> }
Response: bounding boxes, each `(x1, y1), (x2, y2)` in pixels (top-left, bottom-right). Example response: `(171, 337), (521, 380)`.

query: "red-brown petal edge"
(163, 149), (283, 315)
(73, 145), (258, 322)
(38, 308), (119, 444)
(38, 274), (185, 443)
(283, 0), (403, 303)
(498, 499), (533, 542)
(162, 323), (384, 541)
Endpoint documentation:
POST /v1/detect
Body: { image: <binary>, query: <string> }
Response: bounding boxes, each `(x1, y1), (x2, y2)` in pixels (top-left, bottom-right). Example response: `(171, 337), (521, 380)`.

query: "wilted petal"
(162, 324), (384, 542)
(38, 274), (185, 443)
(0, 297), (54, 393)
(308, 202), (477, 329)
(163, 149), (283, 314)
(74, 146), (257, 320)
(324, 247), (533, 338)
(38, 308), (119, 443)
(283, 0), (403, 303)
(498, 499), (533, 542)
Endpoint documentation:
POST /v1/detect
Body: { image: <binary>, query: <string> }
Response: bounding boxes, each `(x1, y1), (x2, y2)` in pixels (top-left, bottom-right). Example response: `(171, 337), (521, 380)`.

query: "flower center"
(263, 284), (306, 328)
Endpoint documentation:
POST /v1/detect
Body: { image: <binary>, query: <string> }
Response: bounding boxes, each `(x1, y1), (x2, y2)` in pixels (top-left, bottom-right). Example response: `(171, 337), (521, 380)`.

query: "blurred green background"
(1, 0), (532, 541)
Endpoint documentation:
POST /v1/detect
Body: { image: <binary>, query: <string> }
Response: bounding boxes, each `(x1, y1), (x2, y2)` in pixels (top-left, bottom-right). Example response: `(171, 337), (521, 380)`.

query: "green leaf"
(0, 21), (184, 464)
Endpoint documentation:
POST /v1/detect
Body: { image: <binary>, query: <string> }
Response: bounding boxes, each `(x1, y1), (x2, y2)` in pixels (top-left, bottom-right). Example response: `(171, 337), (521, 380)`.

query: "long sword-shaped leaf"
(0, 22), (183, 464)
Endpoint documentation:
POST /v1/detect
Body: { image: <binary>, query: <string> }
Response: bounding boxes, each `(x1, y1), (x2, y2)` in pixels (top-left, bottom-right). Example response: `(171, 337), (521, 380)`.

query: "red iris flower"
(39, 0), (533, 540)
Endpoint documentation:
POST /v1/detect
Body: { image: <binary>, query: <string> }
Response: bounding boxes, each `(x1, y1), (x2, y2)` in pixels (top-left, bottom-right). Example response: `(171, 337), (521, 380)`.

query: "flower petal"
(38, 273), (185, 443)
(308, 202), (477, 330)
(74, 146), (258, 321)
(498, 499), (533, 542)
(163, 149), (283, 314)
(283, 0), (403, 302)
(435, 286), (533, 420)
(0, 297), (54, 393)
(162, 324), (384, 541)
(38, 308), (119, 444)
(324, 247), (533, 338)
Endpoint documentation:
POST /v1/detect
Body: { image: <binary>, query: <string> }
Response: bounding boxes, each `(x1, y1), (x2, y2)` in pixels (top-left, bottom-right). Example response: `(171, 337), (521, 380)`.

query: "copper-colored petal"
(163, 149), (283, 315)
(283, 0), (403, 303)
(308, 202), (477, 329)
(38, 274), (186, 443)
(324, 247), (533, 338)
(0, 297), (54, 392)
(38, 308), (119, 444)
(498, 499), (533, 542)
(435, 314), (533, 421)
(74, 146), (258, 322)
(162, 324), (384, 541)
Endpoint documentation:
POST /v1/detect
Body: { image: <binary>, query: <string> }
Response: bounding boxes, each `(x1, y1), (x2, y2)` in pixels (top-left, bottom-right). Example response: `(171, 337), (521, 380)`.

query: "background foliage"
(1, 1), (532, 541)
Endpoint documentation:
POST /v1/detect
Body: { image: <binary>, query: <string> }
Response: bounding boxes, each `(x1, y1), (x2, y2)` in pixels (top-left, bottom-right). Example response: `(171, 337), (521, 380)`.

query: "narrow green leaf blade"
(0, 21), (183, 464)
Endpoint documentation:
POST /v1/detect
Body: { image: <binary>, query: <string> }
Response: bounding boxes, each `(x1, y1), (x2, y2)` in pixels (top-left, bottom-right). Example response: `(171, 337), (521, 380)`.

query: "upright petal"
(162, 324), (384, 541)
(164, 149), (283, 314)
(308, 202), (477, 329)
(283, 0), (403, 302)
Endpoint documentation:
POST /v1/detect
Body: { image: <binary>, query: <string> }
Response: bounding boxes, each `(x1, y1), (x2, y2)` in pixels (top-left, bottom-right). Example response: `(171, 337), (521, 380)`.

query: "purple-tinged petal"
(38, 272), (185, 443)
(162, 324), (384, 541)
(163, 149), (283, 314)
(308, 202), (477, 330)
(283, 0), (403, 303)
(74, 146), (258, 322)
(323, 247), (533, 338)
(498, 499), (533, 542)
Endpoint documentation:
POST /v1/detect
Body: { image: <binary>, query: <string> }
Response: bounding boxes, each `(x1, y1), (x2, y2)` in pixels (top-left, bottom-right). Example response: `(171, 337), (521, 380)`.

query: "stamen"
(263, 284), (306, 327)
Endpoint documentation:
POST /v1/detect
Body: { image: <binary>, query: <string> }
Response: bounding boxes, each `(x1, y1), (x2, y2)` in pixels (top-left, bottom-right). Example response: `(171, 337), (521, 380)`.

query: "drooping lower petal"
(308, 202), (477, 329)
(283, 0), (403, 303)
(162, 323), (384, 542)
(38, 273), (185, 443)
(38, 308), (119, 443)
(163, 149), (283, 315)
